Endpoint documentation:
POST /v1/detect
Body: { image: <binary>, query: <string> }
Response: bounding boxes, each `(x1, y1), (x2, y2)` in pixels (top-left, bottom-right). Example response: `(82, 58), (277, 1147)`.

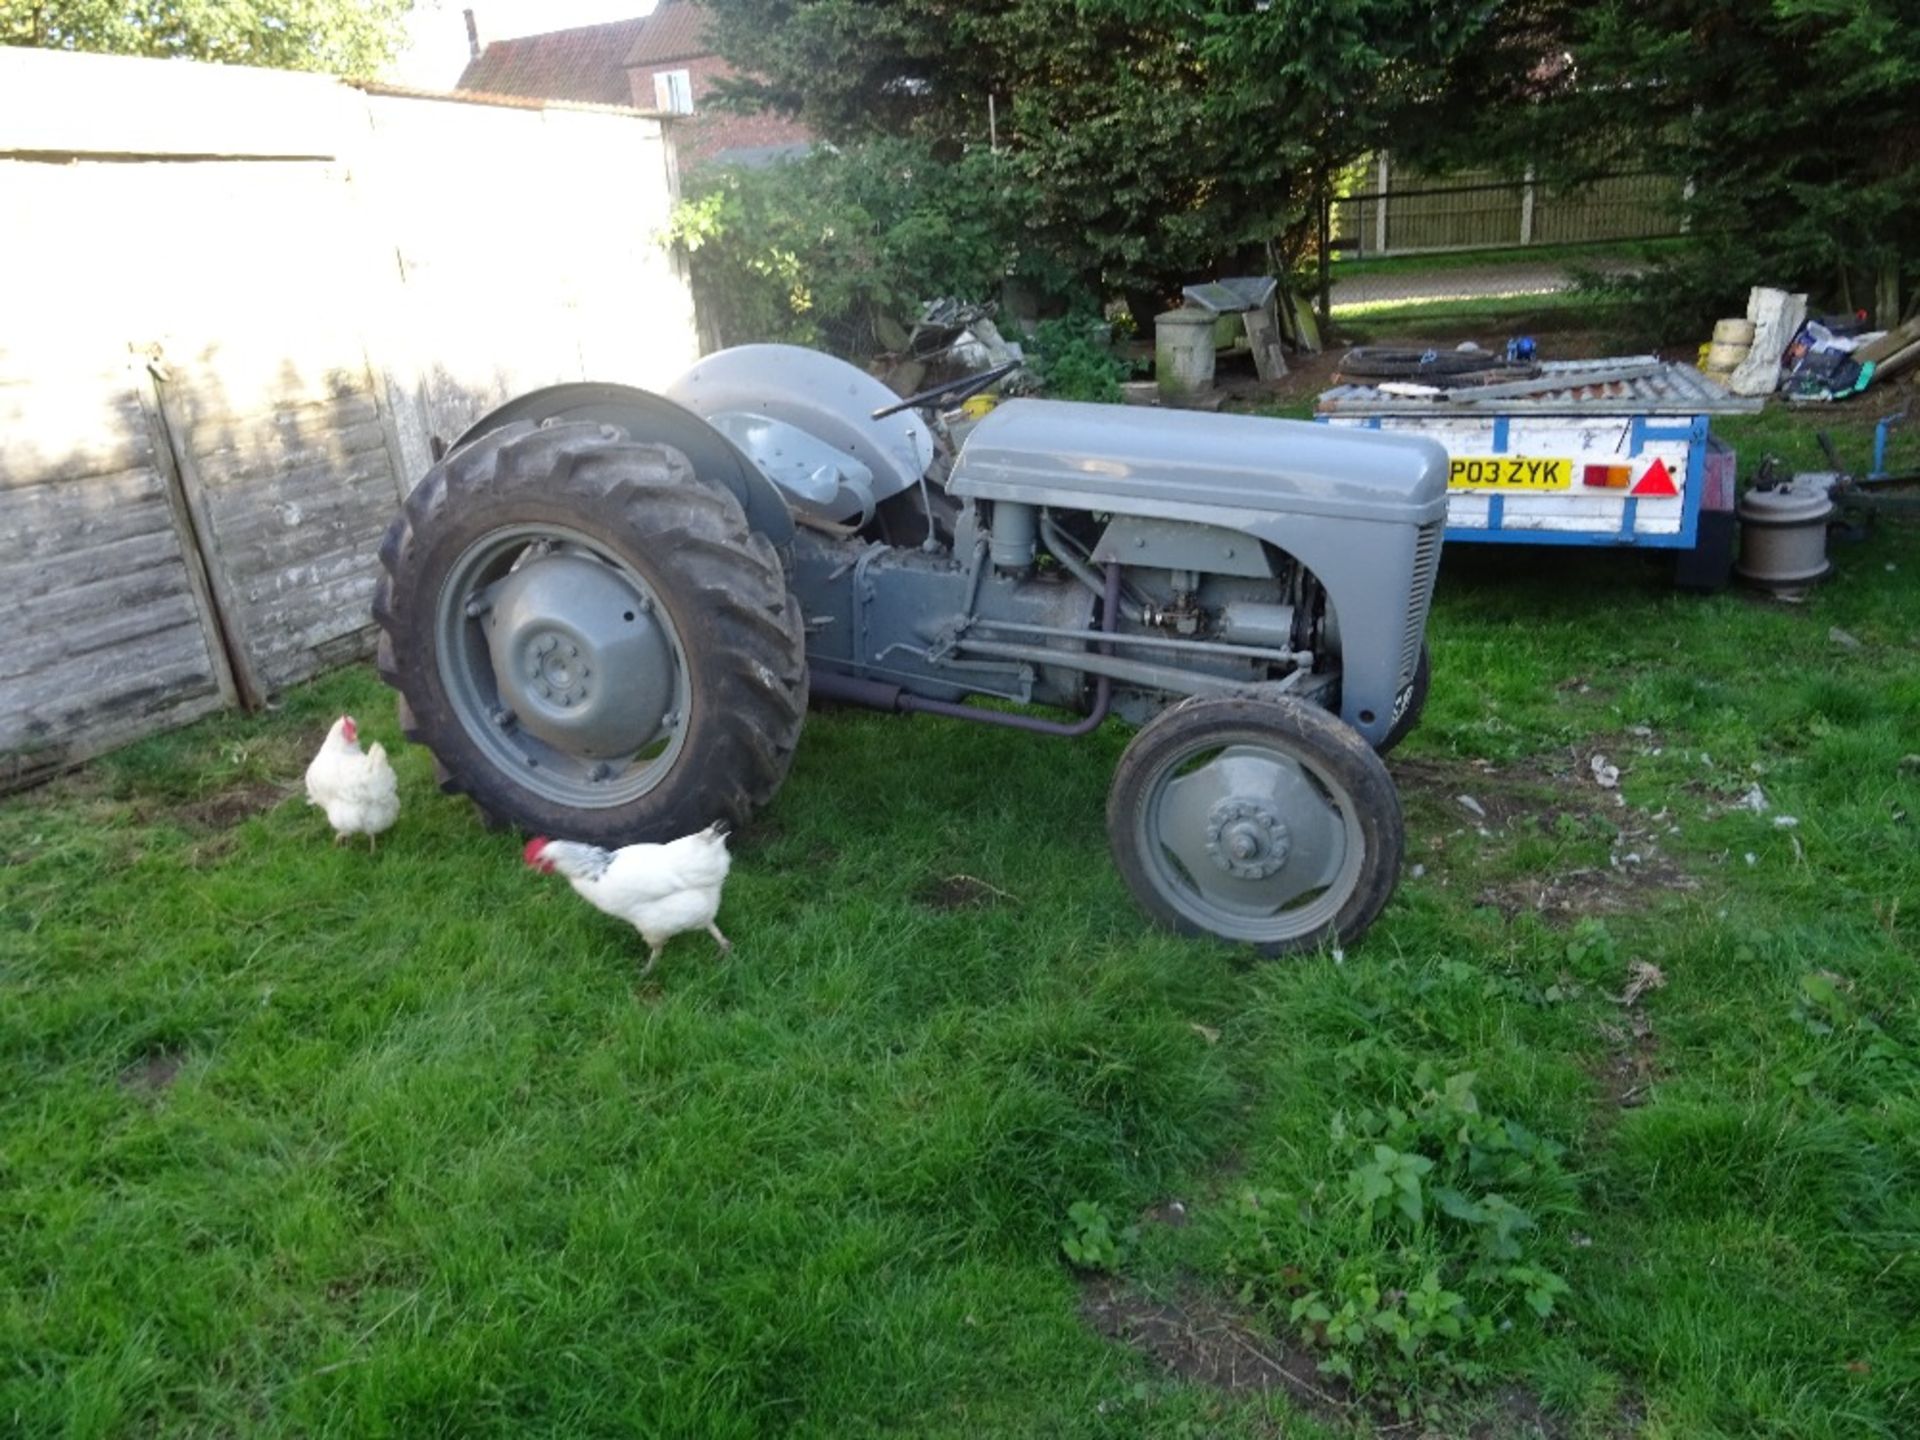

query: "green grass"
(1333, 293), (1631, 334)
(1329, 238), (1690, 284)
(5, 431), (1919, 1436)
(1327, 237), (1670, 333)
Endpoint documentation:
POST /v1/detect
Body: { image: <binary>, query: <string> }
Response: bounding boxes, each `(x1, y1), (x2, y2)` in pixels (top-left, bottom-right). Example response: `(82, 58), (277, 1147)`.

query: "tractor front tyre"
(372, 420), (807, 846)
(1107, 695), (1404, 957)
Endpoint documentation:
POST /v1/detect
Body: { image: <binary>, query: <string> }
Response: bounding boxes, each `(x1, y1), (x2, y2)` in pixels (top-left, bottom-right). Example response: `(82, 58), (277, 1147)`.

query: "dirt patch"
(1394, 753), (1566, 830)
(1466, 1384), (1569, 1439)
(1212, 348), (1344, 414)
(1079, 1275), (1353, 1417)
(165, 781), (290, 833)
(1084, 1275), (1596, 1436)
(915, 874), (1016, 911)
(1593, 1009), (1661, 1113)
(1471, 860), (1698, 924)
(1394, 747), (1703, 922)
(119, 1049), (187, 1096)
(1584, 957), (1669, 1118)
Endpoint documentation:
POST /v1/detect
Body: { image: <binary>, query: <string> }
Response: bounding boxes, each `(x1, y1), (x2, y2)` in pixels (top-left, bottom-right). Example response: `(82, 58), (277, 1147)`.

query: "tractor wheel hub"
(527, 632), (590, 705)
(484, 553), (676, 760)
(1205, 798), (1291, 879)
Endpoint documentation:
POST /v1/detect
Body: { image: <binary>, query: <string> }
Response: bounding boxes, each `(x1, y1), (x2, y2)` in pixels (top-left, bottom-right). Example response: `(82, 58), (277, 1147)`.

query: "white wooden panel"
(0, 47), (350, 159)
(1336, 415), (1699, 541)
(0, 53), (695, 781)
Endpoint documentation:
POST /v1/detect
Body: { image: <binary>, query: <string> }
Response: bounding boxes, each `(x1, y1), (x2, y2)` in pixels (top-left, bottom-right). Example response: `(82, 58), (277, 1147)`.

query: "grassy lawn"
(1332, 293), (1635, 335)
(4, 411), (1917, 1437)
(1329, 239), (1689, 285)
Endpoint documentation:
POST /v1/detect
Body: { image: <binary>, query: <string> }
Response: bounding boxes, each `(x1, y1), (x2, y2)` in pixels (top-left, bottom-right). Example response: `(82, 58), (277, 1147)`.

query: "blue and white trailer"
(1317, 358), (1760, 587)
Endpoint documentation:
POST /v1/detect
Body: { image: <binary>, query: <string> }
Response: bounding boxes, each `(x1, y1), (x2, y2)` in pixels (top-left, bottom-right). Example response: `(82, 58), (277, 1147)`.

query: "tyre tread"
(372, 422), (806, 842)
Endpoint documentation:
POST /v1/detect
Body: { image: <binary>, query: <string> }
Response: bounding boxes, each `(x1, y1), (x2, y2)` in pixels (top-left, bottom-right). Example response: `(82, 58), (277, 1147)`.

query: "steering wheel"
(870, 359), (1023, 421)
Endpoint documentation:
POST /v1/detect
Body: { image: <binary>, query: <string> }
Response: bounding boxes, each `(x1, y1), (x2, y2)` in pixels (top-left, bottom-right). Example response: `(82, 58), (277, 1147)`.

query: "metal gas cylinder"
(1736, 483), (1834, 589)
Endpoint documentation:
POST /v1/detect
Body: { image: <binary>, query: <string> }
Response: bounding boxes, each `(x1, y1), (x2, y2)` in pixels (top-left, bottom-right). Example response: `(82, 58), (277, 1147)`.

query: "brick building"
(457, 1), (812, 170)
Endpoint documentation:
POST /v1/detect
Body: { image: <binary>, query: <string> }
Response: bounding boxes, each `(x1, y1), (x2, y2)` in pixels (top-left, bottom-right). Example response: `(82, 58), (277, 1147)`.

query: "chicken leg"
(708, 922), (732, 959)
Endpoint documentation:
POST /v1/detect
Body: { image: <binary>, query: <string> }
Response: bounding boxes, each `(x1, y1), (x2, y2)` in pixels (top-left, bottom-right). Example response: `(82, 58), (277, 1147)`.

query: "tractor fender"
(447, 381), (795, 547)
(665, 345), (936, 512)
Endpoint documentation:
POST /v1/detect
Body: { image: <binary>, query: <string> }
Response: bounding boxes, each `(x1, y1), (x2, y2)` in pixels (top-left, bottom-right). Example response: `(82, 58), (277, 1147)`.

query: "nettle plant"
(1060, 1199), (1139, 1273)
(1224, 1067), (1579, 1399)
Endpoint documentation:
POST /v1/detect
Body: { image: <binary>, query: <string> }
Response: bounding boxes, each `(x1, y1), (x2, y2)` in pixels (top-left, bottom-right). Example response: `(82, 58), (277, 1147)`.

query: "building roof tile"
(456, 17), (653, 107)
(623, 0), (712, 67)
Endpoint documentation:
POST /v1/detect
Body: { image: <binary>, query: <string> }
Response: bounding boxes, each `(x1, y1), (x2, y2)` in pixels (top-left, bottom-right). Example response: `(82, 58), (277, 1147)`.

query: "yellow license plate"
(1447, 457), (1572, 491)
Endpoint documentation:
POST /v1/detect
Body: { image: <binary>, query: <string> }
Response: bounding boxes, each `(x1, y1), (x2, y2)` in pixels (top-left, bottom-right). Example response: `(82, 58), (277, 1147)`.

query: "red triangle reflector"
(1631, 458), (1679, 497)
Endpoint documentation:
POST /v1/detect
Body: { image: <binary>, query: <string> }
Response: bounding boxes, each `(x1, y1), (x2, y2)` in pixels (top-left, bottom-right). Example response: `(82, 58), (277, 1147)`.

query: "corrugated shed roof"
(624, 0), (712, 66)
(456, 17), (653, 106)
(1317, 358), (1763, 416)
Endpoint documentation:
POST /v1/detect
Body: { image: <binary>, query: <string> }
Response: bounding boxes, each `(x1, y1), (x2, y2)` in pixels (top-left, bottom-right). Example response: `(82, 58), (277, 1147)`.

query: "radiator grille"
(1401, 521), (1443, 687)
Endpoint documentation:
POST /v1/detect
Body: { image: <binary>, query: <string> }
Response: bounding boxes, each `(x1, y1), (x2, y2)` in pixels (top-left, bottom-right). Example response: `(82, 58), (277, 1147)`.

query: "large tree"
(1, 0), (415, 74)
(698, 0), (1527, 307)
(1569, 0), (1917, 328)
(1389, 0), (1919, 332)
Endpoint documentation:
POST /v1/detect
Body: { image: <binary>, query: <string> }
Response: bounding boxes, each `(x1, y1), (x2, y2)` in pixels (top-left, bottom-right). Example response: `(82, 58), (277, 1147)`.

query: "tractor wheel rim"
(1137, 739), (1363, 943)
(435, 524), (691, 809)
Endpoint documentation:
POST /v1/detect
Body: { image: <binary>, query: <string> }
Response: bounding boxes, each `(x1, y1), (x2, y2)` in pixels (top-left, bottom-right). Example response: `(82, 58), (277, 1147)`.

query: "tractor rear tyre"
(1107, 695), (1404, 956)
(372, 420), (807, 846)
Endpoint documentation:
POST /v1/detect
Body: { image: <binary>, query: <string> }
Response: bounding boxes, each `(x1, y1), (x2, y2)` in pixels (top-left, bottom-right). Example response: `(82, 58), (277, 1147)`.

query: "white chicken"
(523, 823), (733, 976)
(303, 715), (400, 851)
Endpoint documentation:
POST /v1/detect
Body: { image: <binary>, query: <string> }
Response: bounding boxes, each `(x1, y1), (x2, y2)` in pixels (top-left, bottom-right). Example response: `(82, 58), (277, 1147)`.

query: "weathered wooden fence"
(1333, 154), (1686, 258)
(0, 48), (698, 790)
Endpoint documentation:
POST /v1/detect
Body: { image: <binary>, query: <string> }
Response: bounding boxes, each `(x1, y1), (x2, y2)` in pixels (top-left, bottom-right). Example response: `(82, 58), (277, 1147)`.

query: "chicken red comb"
(340, 715), (358, 744)
(522, 837), (551, 866)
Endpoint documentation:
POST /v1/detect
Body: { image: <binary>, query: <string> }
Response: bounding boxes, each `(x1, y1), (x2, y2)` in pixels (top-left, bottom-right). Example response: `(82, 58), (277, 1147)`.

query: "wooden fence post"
(1375, 152), (1390, 259)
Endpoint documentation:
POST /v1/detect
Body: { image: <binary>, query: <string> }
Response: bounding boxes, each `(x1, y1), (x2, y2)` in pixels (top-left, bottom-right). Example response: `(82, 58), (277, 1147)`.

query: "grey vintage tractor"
(373, 345), (1447, 954)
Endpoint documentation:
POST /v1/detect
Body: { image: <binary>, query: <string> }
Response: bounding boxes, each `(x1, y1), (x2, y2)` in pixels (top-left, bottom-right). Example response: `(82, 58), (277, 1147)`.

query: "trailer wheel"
(1375, 642), (1430, 755)
(1108, 695), (1404, 956)
(372, 421), (807, 845)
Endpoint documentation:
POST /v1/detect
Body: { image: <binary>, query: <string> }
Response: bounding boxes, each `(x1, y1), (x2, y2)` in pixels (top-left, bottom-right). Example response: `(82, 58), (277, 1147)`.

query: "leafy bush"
(1021, 317), (1136, 403)
(1221, 1066), (1579, 1405)
(669, 140), (1072, 357)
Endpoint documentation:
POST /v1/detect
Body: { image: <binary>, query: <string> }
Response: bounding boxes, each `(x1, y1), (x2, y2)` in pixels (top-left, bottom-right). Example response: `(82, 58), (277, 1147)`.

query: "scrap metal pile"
(873, 298), (1032, 399)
